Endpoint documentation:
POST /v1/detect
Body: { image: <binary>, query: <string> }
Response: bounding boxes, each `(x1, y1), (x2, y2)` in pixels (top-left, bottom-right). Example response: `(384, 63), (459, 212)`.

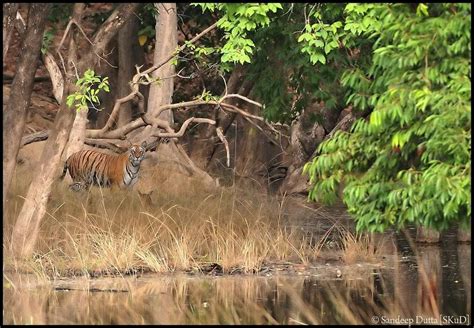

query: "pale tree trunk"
(130, 2), (176, 144)
(3, 3), (19, 63)
(5, 4), (65, 105)
(138, 2), (177, 136)
(132, 3), (217, 191)
(64, 7), (85, 159)
(3, 3), (50, 209)
(132, 2), (175, 154)
(11, 3), (141, 258)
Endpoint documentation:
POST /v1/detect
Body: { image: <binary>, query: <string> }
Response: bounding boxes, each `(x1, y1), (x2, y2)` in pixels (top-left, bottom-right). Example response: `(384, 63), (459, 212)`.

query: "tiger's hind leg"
(69, 182), (89, 192)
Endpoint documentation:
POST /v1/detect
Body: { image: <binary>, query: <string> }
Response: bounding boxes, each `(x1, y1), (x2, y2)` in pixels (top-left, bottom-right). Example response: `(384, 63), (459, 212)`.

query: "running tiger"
(60, 141), (147, 191)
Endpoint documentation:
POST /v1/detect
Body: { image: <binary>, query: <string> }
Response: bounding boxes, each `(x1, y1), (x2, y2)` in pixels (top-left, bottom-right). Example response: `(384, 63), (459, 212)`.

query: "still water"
(3, 229), (470, 325)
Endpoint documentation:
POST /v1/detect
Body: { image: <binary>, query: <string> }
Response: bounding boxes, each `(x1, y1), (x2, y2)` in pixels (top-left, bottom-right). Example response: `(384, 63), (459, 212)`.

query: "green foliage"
(298, 20), (343, 65)
(41, 29), (55, 55)
(189, 3), (470, 232)
(304, 3), (471, 232)
(193, 3), (283, 68)
(66, 69), (110, 112)
(245, 4), (357, 123)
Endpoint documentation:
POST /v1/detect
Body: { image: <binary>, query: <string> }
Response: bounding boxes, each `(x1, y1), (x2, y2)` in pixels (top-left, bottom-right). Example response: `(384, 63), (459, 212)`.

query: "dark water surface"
(3, 231), (470, 324)
(3, 200), (471, 324)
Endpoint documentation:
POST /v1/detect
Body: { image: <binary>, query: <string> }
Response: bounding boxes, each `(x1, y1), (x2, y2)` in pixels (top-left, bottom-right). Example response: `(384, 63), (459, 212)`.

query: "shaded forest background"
(3, 3), (470, 258)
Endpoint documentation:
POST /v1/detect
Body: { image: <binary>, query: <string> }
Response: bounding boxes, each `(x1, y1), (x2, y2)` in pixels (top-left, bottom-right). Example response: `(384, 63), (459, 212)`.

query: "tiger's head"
(129, 141), (147, 165)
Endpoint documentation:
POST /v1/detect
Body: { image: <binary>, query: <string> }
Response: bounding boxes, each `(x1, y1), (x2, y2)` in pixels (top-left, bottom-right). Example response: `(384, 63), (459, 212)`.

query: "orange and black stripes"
(61, 142), (147, 191)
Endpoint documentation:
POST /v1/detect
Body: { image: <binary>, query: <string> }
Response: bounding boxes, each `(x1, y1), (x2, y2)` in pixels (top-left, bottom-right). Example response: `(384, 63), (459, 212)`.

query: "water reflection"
(3, 234), (471, 324)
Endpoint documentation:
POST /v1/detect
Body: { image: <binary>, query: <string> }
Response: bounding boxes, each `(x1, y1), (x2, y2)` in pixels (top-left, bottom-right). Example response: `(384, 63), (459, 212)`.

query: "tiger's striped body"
(61, 142), (146, 191)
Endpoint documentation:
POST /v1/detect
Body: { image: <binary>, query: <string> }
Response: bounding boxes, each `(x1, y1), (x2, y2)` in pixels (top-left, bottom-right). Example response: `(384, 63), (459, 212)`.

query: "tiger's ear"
(141, 141), (147, 149)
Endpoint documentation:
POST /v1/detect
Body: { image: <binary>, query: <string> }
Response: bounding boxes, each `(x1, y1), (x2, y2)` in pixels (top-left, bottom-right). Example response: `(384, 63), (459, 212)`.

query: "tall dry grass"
(4, 164), (331, 277)
(4, 160), (389, 278)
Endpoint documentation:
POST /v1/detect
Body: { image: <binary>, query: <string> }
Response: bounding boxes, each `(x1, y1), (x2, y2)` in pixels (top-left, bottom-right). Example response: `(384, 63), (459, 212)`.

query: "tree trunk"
(10, 3), (141, 258)
(3, 3), (50, 209)
(3, 3), (19, 62)
(117, 13), (145, 127)
(63, 7), (85, 159)
(144, 3), (177, 125)
(132, 3), (218, 192)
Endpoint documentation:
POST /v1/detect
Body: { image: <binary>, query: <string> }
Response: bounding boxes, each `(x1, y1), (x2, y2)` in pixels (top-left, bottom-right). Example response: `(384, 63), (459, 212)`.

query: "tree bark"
(3, 3), (20, 63)
(10, 3), (141, 258)
(63, 5), (85, 159)
(3, 3), (50, 208)
(117, 12), (145, 127)
(136, 2), (178, 139)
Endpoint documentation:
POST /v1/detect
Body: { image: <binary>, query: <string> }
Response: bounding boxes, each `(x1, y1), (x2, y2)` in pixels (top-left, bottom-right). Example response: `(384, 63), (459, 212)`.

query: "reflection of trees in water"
(3, 240), (470, 324)
(417, 246), (442, 318)
(457, 244), (471, 316)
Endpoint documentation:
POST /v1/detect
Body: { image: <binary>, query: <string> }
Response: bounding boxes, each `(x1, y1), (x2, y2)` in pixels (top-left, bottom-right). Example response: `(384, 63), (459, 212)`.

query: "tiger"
(60, 141), (147, 191)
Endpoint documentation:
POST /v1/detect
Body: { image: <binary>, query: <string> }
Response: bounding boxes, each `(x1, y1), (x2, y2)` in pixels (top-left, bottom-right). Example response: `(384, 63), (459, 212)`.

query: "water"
(3, 235), (470, 324)
(3, 200), (471, 324)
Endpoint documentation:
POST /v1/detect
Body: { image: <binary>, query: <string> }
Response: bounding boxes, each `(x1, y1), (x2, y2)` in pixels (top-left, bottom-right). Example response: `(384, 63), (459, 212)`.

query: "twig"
(71, 19), (117, 68)
(220, 73), (228, 96)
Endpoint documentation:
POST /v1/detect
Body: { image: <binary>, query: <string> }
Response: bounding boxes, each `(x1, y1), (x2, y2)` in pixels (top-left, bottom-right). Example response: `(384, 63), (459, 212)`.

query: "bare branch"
(56, 19), (75, 75)
(221, 94), (263, 108)
(97, 21), (217, 133)
(84, 138), (130, 153)
(71, 19), (117, 68)
(85, 3), (142, 64)
(216, 127), (230, 167)
(153, 118), (216, 138)
(21, 130), (48, 147)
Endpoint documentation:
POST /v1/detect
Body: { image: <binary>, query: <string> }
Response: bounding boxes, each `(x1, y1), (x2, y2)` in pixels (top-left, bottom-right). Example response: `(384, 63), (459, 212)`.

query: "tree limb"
(84, 3), (142, 65)
(99, 21), (218, 133)
(21, 130), (48, 146)
(153, 117), (216, 138)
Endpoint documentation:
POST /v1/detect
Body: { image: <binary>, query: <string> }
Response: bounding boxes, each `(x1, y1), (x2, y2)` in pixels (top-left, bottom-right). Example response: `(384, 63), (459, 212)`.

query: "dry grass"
(3, 162), (390, 278)
(339, 228), (379, 264)
(3, 164), (331, 277)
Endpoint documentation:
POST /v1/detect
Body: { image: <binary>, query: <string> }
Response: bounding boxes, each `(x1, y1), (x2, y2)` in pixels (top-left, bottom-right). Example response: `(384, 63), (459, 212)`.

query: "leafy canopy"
(194, 3), (471, 232)
(303, 3), (471, 232)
